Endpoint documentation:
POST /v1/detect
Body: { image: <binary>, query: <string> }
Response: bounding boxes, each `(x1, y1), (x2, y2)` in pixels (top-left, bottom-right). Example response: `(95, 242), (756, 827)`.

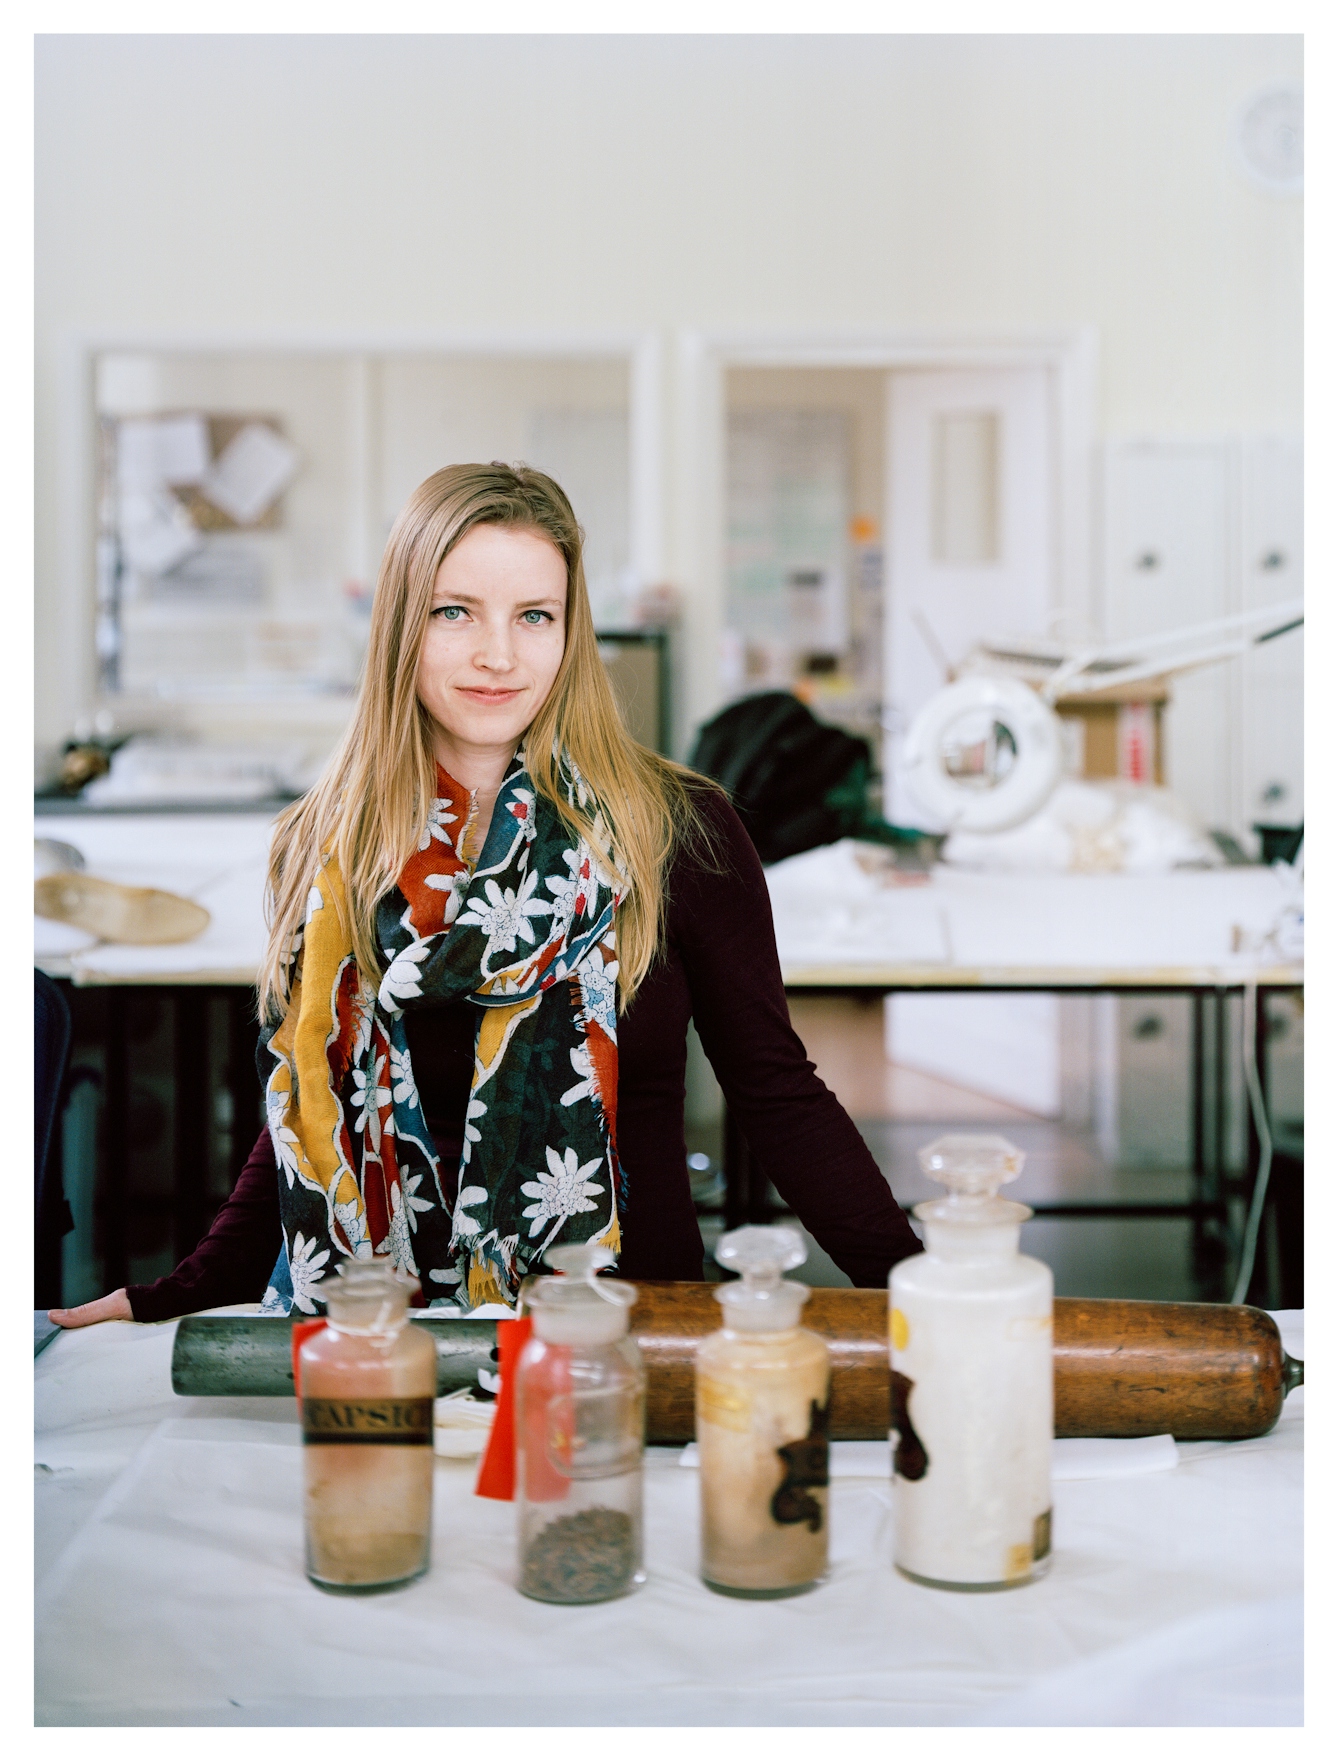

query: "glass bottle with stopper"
(890, 1134), (1053, 1590)
(299, 1257), (437, 1593)
(514, 1241), (646, 1603)
(695, 1224), (831, 1598)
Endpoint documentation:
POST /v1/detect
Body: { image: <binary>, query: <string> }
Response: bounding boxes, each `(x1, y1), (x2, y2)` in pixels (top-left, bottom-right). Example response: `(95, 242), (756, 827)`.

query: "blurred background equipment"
(688, 690), (934, 868)
(898, 599), (1304, 840)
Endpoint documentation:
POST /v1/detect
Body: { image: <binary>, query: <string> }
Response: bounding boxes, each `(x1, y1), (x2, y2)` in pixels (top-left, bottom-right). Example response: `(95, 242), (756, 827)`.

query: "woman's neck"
(430, 734), (518, 798)
(430, 734), (520, 863)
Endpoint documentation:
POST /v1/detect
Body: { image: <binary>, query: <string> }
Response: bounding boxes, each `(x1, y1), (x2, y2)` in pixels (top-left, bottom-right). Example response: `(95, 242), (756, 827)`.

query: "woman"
(51, 463), (920, 1327)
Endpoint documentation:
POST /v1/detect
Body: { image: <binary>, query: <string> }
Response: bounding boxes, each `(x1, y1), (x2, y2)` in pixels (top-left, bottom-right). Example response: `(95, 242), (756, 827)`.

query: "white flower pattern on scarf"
(387, 1174), (434, 1274)
(418, 798), (459, 850)
(560, 1041), (596, 1108)
(267, 1086), (302, 1188)
(452, 1183), (489, 1238)
(455, 870), (554, 958)
(378, 938), (433, 1009)
(521, 1146), (605, 1244)
(388, 1044), (418, 1108)
(289, 1231), (331, 1314)
(350, 1056), (391, 1137)
(334, 1197), (372, 1258)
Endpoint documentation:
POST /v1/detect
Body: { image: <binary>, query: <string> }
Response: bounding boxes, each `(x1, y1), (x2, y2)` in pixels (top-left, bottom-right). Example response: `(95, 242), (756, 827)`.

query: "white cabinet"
(1237, 437), (1304, 831)
(1101, 437), (1303, 843)
(1101, 443), (1233, 832)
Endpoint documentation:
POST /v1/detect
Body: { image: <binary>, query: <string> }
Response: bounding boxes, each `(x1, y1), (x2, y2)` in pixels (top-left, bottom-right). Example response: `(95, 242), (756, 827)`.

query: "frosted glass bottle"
(515, 1244), (646, 1604)
(890, 1135), (1053, 1590)
(696, 1225), (831, 1598)
(299, 1259), (436, 1593)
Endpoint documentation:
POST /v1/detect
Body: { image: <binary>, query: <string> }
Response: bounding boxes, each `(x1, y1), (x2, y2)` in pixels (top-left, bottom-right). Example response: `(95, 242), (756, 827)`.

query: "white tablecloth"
(34, 1312), (1303, 1726)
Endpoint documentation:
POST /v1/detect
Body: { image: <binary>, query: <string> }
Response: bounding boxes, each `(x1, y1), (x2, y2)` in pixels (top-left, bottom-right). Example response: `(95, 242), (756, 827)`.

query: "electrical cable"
(1231, 979), (1274, 1305)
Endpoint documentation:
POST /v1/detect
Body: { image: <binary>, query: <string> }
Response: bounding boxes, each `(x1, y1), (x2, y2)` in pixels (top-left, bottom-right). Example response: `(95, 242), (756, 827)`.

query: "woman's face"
(416, 523), (568, 765)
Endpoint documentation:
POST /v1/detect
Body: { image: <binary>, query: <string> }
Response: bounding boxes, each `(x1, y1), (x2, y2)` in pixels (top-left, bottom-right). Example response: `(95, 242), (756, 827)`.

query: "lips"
(457, 687), (524, 702)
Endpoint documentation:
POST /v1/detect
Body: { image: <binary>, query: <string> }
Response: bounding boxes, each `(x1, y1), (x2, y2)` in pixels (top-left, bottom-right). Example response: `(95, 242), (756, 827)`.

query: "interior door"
(881, 366), (1060, 1115)
(883, 366), (1055, 825)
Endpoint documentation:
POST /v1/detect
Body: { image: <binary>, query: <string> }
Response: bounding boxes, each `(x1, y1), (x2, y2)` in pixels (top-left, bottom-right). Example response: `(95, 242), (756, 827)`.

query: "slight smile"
(456, 686), (525, 702)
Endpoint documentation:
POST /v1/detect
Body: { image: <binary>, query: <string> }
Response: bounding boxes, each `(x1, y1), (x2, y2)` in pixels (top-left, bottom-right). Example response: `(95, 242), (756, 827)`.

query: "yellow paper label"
(890, 1308), (910, 1353)
(1005, 1542), (1034, 1580)
(697, 1376), (751, 1433)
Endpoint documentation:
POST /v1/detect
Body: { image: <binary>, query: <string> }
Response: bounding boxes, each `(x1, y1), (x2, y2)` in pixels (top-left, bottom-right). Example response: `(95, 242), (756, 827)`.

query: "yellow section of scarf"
(269, 858), (362, 1219)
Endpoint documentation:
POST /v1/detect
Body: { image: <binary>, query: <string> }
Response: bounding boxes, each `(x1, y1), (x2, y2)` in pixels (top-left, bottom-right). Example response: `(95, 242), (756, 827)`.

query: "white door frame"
(676, 328), (1097, 756)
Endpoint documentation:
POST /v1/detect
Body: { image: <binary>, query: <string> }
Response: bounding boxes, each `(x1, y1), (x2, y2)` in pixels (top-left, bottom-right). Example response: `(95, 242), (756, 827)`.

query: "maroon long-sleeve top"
(127, 791), (921, 1321)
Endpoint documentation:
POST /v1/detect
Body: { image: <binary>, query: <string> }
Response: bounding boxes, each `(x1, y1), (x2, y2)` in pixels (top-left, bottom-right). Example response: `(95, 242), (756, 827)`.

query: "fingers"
(47, 1290), (133, 1328)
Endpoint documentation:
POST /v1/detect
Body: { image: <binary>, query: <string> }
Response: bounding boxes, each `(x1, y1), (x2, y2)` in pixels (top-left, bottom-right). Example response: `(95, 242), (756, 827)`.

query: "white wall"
(36, 33), (1303, 748)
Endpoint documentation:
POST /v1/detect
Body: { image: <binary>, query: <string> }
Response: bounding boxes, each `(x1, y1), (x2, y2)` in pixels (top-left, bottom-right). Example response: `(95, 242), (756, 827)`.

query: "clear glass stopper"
(917, 1134), (1025, 1200)
(714, 1224), (809, 1331)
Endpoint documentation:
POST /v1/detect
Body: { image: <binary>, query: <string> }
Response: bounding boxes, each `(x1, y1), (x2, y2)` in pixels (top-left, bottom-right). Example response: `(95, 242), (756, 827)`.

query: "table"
(729, 847), (1306, 1296)
(36, 820), (1303, 1298)
(35, 811), (278, 1295)
(33, 1309), (1303, 1726)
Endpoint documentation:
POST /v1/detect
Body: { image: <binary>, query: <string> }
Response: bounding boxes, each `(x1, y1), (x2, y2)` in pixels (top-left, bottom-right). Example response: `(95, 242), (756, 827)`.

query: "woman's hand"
(47, 1290), (133, 1328)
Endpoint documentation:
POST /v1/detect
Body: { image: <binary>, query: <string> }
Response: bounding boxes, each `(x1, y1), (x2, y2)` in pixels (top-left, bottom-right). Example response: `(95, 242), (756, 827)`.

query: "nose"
(472, 616), (517, 675)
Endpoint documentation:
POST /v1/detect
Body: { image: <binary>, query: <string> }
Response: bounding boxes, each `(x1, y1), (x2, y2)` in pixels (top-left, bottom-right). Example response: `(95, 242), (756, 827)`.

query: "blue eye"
(521, 609), (553, 626)
(434, 605), (465, 622)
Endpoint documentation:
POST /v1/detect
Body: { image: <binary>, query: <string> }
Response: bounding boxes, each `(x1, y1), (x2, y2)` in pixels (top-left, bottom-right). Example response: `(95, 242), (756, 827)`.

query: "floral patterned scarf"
(258, 752), (623, 1315)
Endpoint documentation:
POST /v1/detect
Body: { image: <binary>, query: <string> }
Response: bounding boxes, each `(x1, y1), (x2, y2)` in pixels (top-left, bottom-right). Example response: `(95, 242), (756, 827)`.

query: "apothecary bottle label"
(302, 1396), (434, 1446)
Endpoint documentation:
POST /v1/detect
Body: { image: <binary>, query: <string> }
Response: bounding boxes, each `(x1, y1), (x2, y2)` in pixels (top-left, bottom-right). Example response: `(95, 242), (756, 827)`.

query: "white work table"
(35, 1311), (1302, 1727)
(35, 811), (278, 985)
(766, 842), (1303, 990)
(36, 815), (1304, 994)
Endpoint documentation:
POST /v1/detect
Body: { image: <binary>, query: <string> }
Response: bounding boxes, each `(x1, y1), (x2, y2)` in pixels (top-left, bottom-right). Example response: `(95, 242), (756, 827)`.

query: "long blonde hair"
(259, 462), (711, 1021)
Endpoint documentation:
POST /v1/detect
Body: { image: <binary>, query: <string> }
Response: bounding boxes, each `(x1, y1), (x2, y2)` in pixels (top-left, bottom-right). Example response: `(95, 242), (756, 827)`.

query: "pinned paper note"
(116, 415), (210, 490)
(118, 486), (203, 575)
(199, 423), (299, 526)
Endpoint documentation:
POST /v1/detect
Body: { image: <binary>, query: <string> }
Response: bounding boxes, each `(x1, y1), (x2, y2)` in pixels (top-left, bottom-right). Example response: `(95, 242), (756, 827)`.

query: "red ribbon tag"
(291, 1318), (328, 1398)
(473, 1315), (533, 1501)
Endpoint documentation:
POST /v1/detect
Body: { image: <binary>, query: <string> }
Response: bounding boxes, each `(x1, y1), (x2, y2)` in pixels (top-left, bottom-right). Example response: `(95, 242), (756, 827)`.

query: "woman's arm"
(674, 792), (923, 1287)
(51, 1128), (284, 1326)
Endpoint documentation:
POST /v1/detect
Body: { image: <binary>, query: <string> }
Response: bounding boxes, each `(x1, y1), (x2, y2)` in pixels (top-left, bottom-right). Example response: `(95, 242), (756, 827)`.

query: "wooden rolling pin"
(171, 1284), (1301, 1441)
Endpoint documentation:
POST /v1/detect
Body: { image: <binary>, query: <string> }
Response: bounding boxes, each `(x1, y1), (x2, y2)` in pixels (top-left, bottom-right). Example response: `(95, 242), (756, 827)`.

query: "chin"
(450, 705), (533, 743)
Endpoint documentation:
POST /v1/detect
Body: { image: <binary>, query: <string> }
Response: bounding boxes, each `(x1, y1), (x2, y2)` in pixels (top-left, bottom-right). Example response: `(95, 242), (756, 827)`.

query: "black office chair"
(35, 972), (74, 1308)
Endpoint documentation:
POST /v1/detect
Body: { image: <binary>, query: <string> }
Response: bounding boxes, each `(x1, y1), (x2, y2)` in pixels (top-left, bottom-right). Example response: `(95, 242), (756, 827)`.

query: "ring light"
(903, 675), (1063, 833)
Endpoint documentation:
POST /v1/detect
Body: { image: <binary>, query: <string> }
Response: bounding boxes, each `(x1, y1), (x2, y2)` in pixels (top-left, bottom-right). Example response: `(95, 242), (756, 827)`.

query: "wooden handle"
(629, 1283), (1294, 1442)
(172, 1286), (1297, 1443)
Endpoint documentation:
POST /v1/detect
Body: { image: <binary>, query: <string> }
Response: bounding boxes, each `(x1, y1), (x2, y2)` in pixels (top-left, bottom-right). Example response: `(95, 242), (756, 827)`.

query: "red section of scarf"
(399, 771), (473, 937)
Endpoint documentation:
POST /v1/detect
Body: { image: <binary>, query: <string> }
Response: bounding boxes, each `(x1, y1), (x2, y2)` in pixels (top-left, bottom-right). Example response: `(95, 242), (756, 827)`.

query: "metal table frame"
(45, 978), (264, 1297)
(721, 971), (1301, 1300)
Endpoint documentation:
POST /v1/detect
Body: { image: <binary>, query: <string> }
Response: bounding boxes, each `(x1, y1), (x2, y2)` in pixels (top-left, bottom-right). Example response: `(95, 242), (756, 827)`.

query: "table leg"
(1191, 992), (1206, 1268)
(173, 988), (211, 1263)
(101, 989), (129, 1292)
(225, 988), (262, 1180)
(723, 1109), (750, 1230)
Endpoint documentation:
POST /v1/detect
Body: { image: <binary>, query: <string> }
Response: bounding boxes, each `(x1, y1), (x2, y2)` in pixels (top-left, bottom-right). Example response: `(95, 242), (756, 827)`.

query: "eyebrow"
(430, 589), (565, 608)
